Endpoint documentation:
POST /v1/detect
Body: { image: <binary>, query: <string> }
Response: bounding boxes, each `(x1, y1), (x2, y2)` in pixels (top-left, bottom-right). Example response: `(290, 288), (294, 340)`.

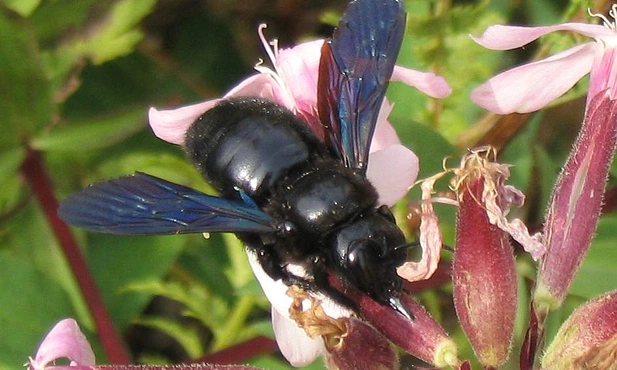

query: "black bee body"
(58, 0), (412, 318)
(185, 97), (407, 310)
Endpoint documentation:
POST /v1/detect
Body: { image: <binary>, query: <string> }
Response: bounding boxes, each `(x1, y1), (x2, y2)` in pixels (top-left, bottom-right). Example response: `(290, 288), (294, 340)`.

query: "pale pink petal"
(471, 23), (612, 50)
(367, 144), (419, 207)
(225, 72), (276, 98)
(148, 99), (220, 145)
(397, 211), (441, 282)
(369, 100), (399, 152)
(149, 73), (286, 145)
(29, 319), (95, 370)
(276, 40), (324, 113)
(471, 42), (597, 114)
(397, 174), (443, 282)
(589, 44), (617, 100)
(271, 307), (325, 366)
(483, 177), (546, 260)
(392, 66), (452, 98)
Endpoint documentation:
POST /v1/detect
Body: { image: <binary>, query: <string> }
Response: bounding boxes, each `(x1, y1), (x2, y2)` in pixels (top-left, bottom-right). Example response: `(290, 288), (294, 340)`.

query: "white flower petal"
(471, 23), (612, 50)
(29, 319), (95, 370)
(471, 42), (597, 114)
(247, 249), (353, 365)
(367, 144), (419, 207)
(246, 250), (295, 316)
(392, 66), (452, 98)
(271, 307), (325, 367)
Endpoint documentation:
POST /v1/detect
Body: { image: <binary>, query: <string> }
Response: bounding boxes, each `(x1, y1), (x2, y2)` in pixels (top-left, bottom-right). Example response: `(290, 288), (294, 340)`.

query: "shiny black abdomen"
(185, 98), (378, 240)
(185, 98), (327, 201)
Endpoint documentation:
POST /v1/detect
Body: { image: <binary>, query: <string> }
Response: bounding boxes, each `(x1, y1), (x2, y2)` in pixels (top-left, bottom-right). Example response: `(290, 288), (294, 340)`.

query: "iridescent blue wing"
(58, 172), (276, 235)
(317, 0), (405, 173)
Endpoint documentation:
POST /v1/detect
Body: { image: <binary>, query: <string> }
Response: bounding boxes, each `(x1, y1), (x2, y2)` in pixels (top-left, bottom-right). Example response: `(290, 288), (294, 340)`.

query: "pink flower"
(27, 319), (265, 370)
(148, 24), (451, 145)
(148, 24), (452, 367)
(28, 319), (95, 370)
(471, 6), (617, 114)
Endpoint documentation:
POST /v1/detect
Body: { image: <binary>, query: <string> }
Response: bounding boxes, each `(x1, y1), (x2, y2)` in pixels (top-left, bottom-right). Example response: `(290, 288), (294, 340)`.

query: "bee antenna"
(393, 241), (420, 252)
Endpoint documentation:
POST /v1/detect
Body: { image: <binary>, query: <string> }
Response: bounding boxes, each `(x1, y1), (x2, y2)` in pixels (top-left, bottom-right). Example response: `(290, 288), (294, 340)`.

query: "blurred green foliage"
(0, 0), (614, 369)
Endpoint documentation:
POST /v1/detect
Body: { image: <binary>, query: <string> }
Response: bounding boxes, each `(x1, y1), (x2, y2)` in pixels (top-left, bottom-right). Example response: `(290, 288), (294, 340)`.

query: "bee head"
(329, 208), (408, 312)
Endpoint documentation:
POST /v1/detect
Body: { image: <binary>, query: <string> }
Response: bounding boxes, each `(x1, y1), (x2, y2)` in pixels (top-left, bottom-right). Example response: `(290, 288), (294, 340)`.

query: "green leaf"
(87, 233), (185, 330)
(133, 316), (205, 358)
(0, 147), (25, 185)
(30, 0), (95, 42)
(500, 114), (543, 193)
(0, 255), (76, 370)
(392, 118), (456, 180)
(31, 108), (145, 152)
(123, 279), (227, 332)
(177, 234), (235, 303)
(1, 0), (41, 16)
(5, 202), (93, 329)
(42, 0), (157, 94)
(0, 7), (54, 149)
(88, 0), (157, 64)
(569, 215), (617, 299)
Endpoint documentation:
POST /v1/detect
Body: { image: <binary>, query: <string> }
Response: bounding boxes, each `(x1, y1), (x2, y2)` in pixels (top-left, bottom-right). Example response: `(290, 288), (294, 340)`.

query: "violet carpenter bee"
(59, 0), (413, 319)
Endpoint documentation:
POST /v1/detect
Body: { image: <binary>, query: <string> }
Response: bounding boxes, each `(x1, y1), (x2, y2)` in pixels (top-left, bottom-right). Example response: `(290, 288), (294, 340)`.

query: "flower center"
(588, 4), (617, 31)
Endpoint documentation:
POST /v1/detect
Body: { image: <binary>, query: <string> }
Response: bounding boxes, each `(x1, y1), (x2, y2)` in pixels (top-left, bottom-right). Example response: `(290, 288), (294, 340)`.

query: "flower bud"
(325, 317), (398, 370)
(542, 290), (617, 370)
(354, 290), (459, 367)
(452, 149), (518, 367)
(536, 91), (617, 310)
(285, 286), (397, 370)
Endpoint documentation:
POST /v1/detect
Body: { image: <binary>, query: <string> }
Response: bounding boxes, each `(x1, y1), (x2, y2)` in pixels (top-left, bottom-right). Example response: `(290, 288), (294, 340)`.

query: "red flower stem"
(20, 148), (131, 364)
(196, 335), (278, 364)
(520, 302), (546, 370)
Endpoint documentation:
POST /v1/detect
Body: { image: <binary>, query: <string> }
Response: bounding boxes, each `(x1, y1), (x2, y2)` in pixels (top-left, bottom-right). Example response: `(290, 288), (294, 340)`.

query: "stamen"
(610, 4), (617, 23)
(255, 23), (291, 107)
(257, 24), (279, 67)
(588, 5), (617, 30)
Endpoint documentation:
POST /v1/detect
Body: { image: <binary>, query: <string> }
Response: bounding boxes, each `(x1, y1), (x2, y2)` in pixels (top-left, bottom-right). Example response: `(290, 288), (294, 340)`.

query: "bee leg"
(249, 243), (311, 287)
(310, 258), (358, 312)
